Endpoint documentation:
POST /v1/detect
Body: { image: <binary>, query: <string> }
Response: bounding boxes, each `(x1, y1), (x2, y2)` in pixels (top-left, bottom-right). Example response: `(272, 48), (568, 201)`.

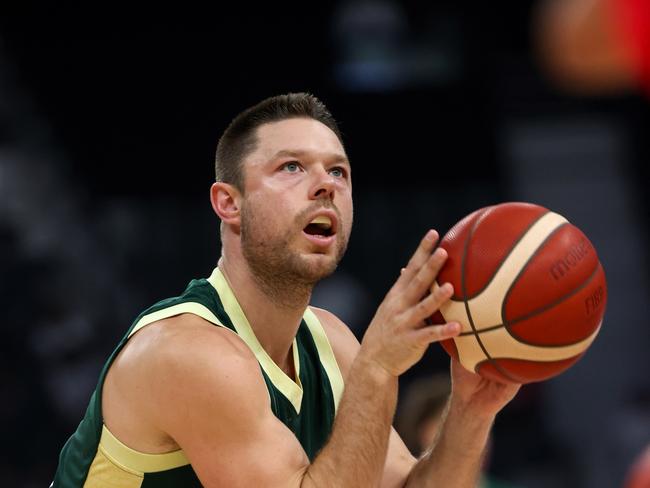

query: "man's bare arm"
(313, 306), (418, 488)
(140, 230), (461, 487)
(314, 294), (520, 488)
(149, 323), (308, 487)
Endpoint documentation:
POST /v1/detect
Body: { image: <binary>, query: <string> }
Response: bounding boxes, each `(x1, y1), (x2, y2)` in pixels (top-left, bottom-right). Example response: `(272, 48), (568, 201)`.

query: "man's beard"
(240, 200), (349, 308)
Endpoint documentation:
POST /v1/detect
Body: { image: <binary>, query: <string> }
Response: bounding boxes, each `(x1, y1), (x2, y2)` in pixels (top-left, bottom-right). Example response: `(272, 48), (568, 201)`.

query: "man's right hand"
(359, 229), (461, 377)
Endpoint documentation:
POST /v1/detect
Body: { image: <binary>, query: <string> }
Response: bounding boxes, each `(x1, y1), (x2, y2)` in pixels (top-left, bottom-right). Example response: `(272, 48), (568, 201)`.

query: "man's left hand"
(449, 358), (521, 419)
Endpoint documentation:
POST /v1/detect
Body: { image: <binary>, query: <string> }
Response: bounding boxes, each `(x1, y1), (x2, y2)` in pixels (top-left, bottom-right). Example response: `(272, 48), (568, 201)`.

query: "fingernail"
(426, 229), (437, 241)
(447, 322), (461, 334)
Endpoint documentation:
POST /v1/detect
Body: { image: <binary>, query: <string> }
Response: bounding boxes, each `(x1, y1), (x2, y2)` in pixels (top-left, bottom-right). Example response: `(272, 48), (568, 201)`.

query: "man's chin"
(297, 254), (338, 282)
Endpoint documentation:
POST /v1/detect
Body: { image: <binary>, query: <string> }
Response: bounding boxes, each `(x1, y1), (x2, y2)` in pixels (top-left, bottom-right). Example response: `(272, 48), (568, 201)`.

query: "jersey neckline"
(207, 267), (305, 413)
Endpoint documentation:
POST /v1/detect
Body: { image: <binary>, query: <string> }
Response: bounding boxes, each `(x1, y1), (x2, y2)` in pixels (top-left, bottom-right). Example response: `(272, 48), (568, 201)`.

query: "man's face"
(239, 117), (353, 286)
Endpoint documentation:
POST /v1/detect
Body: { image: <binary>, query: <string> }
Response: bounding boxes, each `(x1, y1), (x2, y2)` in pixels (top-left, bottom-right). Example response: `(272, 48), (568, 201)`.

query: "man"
(52, 93), (520, 487)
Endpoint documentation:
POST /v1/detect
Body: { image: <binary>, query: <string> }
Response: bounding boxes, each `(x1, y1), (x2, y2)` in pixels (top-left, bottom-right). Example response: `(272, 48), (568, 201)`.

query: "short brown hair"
(215, 92), (343, 191)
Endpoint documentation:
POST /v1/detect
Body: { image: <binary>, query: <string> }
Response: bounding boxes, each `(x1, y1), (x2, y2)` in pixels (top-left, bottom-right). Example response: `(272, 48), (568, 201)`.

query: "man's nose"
(310, 169), (336, 200)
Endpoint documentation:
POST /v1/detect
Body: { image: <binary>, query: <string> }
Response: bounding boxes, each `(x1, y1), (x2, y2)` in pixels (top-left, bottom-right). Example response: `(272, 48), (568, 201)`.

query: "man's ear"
(210, 182), (242, 226)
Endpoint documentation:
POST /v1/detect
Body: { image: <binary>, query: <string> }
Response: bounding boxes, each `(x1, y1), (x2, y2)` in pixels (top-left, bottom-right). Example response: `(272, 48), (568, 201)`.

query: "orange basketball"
(432, 202), (607, 384)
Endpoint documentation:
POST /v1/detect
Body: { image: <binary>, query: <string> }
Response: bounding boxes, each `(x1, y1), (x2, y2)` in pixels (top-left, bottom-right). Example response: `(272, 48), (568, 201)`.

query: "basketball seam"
(499, 221), (568, 327)
(460, 205), (520, 382)
(457, 209), (551, 301)
(503, 262), (603, 347)
(473, 352), (586, 383)
(458, 222), (596, 340)
(458, 262), (602, 343)
(459, 323), (503, 336)
(458, 260), (601, 341)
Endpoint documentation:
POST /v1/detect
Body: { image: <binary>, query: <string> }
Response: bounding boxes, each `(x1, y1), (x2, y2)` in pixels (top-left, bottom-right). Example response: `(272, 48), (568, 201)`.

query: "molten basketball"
(433, 202), (607, 384)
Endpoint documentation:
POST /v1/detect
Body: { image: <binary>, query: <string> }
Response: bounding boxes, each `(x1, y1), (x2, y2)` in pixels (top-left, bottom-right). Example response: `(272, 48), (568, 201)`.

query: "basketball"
(432, 202), (607, 384)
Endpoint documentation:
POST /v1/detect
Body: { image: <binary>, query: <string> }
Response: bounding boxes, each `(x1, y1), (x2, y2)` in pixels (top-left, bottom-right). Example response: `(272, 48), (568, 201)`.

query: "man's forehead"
(253, 118), (346, 159)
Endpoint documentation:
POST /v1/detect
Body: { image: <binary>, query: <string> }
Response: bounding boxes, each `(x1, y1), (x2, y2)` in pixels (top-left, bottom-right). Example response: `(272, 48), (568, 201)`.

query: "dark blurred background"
(1, 2), (648, 487)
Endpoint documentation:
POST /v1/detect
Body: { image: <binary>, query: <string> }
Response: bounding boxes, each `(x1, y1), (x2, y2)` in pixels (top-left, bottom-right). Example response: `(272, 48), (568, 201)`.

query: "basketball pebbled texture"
(434, 202), (607, 384)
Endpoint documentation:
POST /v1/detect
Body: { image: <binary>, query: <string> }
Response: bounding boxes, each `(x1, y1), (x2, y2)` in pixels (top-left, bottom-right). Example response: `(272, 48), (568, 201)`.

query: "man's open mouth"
(303, 215), (334, 237)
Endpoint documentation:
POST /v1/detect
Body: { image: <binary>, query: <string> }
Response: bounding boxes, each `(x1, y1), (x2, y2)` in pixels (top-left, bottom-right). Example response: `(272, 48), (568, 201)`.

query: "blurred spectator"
(396, 374), (451, 456)
(534, 0), (650, 95)
(396, 373), (522, 488)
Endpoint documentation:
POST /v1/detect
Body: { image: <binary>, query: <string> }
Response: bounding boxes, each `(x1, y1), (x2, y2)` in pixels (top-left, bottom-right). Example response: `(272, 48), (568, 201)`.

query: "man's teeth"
(310, 216), (332, 228)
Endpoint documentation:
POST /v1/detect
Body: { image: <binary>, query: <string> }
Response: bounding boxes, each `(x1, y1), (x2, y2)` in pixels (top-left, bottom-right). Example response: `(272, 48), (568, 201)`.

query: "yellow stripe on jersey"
(303, 307), (344, 412)
(128, 302), (225, 338)
(84, 445), (143, 488)
(99, 425), (190, 473)
(207, 267), (304, 413)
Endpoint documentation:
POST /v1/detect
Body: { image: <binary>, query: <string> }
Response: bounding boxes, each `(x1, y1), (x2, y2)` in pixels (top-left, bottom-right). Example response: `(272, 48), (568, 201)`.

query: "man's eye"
(329, 167), (345, 178)
(283, 162), (300, 172)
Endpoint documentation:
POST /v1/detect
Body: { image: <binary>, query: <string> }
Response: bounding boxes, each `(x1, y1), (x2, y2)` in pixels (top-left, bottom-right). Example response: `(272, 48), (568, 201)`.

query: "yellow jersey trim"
(207, 267), (304, 413)
(85, 448), (144, 487)
(99, 425), (189, 473)
(128, 302), (225, 338)
(304, 307), (344, 412)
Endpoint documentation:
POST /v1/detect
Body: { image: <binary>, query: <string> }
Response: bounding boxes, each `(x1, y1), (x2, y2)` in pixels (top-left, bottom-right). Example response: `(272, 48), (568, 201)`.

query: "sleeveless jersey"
(52, 267), (345, 487)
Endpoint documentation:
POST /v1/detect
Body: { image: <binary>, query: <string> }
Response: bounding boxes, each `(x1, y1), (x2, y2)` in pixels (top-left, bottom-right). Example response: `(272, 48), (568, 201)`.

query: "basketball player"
(52, 93), (520, 487)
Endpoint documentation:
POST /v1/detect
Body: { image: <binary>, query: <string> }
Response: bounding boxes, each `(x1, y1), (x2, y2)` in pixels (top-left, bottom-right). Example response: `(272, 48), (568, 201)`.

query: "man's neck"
(218, 255), (311, 375)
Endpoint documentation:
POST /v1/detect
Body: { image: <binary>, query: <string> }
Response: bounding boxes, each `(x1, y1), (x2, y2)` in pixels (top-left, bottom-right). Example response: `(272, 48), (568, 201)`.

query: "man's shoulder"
(309, 306), (361, 373)
(103, 313), (266, 453)
(128, 313), (257, 372)
(110, 313), (263, 409)
(309, 306), (358, 341)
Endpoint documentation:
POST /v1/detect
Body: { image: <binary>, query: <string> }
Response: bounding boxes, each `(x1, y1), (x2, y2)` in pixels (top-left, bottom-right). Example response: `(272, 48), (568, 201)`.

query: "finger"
(403, 281), (454, 324)
(401, 247), (449, 304)
(411, 322), (461, 346)
(393, 230), (439, 292)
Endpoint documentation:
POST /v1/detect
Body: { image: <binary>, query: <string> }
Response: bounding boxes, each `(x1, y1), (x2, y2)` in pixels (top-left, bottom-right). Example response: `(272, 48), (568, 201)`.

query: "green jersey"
(52, 267), (344, 487)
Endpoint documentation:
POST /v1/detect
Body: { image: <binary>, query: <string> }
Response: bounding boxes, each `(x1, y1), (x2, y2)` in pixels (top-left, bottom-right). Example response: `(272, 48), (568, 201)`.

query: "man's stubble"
(240, 199), (350, 308)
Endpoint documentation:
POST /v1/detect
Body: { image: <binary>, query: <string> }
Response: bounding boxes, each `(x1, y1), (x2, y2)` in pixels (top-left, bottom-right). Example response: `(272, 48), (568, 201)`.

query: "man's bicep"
(180, 405), (310, 487)
(154, 330), (310, 487)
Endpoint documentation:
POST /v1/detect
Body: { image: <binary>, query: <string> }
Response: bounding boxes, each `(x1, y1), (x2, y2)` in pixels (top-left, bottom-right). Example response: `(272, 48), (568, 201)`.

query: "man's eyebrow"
(271, 149), (350, 165)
